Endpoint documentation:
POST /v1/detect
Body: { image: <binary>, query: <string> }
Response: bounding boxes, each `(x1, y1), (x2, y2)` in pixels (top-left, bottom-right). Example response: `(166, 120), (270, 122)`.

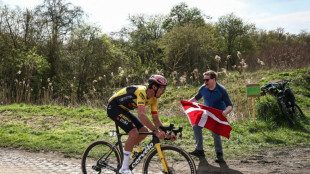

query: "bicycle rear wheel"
(143, 145), (196, 174)
(81, 140), (121, 174)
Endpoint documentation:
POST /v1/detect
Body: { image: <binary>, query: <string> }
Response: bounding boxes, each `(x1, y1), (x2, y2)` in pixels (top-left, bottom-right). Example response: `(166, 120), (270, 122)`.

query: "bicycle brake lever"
(169, 124), (174, 130)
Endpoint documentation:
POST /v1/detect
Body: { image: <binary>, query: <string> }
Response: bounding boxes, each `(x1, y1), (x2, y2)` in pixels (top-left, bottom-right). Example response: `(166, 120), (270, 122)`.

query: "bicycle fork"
(155, 143), (170, 173)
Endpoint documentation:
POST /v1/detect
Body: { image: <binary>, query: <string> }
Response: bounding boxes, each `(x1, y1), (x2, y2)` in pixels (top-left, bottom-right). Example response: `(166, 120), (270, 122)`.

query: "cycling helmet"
(148, 75), (168, 86)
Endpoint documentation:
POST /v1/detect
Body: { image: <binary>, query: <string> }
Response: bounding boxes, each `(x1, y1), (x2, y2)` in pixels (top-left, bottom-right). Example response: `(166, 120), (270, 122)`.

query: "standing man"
(188, 70), (233, 162)
(107, 75), (176, 174)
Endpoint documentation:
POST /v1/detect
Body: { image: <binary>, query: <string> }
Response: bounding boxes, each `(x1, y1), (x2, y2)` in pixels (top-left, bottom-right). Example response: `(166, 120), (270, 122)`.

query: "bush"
(256, 95), (281, 121)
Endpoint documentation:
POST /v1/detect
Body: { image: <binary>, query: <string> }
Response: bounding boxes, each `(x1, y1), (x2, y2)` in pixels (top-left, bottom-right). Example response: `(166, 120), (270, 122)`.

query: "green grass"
(0, 68), (309, 159)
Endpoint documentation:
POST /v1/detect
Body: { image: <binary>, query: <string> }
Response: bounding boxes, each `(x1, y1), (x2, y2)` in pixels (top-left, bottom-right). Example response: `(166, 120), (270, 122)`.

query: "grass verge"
(0, 68), (309, 160)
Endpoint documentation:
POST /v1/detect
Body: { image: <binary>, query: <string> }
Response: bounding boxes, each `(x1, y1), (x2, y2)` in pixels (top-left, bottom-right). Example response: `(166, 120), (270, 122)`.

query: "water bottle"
(130, 146), (142, 159)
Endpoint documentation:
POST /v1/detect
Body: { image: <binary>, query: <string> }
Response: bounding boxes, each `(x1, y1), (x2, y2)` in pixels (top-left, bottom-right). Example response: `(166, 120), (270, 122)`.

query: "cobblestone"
(1, 146), (309, 173)
(0, 148), (81, 174)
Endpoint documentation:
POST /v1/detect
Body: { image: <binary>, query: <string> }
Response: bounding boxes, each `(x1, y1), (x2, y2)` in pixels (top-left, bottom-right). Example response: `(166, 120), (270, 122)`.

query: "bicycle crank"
(92, 165), (102, 173)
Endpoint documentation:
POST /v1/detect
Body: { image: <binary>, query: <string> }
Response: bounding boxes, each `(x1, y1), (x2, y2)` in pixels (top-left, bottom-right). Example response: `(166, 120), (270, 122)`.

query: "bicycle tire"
(278, 100), (295, 124)
(81, 140), (122, 174)
(293, 104), (305, 118)
(143, 145), (197, 174)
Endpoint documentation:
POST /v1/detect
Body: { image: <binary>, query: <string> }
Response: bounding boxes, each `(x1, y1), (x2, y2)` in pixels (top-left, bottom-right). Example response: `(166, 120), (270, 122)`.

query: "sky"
(1, 0), (310, 34)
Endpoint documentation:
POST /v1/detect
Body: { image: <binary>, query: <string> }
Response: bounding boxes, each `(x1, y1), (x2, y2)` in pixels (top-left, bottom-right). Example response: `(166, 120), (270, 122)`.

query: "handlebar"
(261, 79), (292, 95)
(159, 124), (183, 140)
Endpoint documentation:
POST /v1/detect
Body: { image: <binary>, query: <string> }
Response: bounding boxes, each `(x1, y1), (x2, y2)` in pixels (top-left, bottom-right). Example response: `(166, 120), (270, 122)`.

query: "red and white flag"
(180, 100), (232, 139)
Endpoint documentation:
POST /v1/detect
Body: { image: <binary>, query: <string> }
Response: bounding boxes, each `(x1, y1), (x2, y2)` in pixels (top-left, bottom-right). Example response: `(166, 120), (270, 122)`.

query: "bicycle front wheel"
(278, 100), (295, 124)
(81, 140), (121, 174)
(143, 145), (196, 174)
(293, 104), (305, 118)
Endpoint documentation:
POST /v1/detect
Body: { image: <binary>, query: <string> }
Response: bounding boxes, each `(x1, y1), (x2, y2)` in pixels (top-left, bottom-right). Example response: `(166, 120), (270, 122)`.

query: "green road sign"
(246, 84), (260, 97)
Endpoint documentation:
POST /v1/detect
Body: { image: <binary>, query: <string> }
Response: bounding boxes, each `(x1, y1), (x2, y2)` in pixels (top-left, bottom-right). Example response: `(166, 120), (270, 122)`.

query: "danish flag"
(180, 100), (232, 139)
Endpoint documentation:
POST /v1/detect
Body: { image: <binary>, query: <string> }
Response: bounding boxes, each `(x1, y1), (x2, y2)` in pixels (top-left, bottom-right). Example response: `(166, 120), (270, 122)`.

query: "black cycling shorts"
(107, 102), (144, 133)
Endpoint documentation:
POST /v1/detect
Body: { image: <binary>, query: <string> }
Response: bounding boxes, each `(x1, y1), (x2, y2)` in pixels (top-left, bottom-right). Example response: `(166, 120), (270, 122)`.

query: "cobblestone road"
(1, 146), (309, 174)
(0, 148), (81, 174)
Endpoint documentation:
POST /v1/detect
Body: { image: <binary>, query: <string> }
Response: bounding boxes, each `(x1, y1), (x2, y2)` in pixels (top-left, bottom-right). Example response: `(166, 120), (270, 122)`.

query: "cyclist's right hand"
(154, 130), (165, 139)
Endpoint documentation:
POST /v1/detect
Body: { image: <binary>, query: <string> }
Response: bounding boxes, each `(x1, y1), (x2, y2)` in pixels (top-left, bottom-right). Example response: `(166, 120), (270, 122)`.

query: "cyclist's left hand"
(165, 133), (177, 141)
(155, 130), (166, 139)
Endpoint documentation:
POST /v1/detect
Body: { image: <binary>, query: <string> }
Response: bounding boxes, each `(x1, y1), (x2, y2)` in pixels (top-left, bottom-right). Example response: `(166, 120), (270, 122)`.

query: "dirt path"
(193, 146), (310, 174)
(0, 146), (309, 174)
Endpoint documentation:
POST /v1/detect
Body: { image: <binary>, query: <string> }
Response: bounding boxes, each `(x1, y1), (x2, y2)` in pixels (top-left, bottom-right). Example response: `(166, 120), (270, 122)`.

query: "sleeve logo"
(139, 92), (145, 100)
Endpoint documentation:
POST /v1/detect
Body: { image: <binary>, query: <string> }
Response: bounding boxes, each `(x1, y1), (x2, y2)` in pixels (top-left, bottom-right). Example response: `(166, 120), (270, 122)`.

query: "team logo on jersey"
(128, 103), (132, 108)
(138, 102), (145, 105)
(139, 92), (145, 100)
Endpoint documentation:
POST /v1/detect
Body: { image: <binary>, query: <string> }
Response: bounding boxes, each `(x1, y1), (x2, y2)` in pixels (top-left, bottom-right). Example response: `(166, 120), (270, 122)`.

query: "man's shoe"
(119, 169), (133, 174)
(215, 153), (224, 163)
(189, 149), (205, 157)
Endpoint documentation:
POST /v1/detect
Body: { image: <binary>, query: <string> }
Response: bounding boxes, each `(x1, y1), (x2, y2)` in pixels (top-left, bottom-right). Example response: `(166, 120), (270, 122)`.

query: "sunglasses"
(203, 78), (212, 82)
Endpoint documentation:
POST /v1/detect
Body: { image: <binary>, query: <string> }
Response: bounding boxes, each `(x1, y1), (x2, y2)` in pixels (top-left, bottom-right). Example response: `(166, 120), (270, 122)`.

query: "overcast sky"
(2, 0), (310, 34)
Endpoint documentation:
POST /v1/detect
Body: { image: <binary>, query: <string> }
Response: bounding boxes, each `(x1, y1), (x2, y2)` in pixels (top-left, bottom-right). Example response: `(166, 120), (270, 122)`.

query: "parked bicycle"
(81, 123), (197, 174)
(261, 79), (305, 124)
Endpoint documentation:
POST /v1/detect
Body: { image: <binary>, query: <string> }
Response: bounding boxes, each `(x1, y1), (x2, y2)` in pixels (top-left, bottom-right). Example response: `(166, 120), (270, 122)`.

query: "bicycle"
(261, 79), (305, 124)
(81, 123), (197, 174)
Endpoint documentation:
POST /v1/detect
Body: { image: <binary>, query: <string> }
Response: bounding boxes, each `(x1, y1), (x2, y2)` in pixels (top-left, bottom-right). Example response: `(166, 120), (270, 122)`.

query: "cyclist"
(107, 75), (176, 174)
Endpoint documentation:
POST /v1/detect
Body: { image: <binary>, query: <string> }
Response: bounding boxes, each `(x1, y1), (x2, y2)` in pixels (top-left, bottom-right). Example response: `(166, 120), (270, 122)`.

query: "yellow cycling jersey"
(108, 85), (158, 113)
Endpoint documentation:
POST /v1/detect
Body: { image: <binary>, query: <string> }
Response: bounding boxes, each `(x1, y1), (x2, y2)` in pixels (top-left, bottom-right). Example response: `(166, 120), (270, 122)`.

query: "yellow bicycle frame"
(155, 143), (169, 173)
